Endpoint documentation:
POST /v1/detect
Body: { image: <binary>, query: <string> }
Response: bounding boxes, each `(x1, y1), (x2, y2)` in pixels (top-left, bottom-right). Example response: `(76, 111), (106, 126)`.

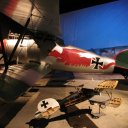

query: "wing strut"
(0, 2), (35, 79)
(1, 15), (32, 79)
(0, 25), (8, 73)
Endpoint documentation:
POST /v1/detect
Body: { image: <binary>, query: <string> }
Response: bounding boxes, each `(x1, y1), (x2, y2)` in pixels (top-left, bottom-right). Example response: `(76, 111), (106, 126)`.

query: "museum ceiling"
(59, 0), (117, 14)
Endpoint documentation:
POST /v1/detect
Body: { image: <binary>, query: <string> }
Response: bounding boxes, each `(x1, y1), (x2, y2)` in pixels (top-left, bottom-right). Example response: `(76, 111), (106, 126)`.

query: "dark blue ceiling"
(59, 0), (117, 14)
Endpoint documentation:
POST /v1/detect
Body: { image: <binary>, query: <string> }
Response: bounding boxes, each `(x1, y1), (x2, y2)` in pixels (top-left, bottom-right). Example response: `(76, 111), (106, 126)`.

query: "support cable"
(1, 1), (34, 79)
(0, 25), (8, 79)
(2, 15), (31, 79)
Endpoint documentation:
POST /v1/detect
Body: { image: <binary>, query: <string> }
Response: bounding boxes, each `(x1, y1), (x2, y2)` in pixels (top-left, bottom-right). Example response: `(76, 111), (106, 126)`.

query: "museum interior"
(0, 0), (128, 128)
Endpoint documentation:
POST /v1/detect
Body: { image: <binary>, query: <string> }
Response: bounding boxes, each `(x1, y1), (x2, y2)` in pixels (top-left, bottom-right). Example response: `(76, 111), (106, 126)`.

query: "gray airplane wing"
(0, 62), (52, 102)
(0, 0), (60, 36)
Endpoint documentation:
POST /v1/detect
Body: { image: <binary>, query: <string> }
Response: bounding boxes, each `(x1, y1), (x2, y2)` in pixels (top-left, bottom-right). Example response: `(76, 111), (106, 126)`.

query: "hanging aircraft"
(1, 37), (128, 76)
(0, 0), (126, 104)
(35, 80), (121, 119)
(0, 0), (60, 102)
(0, 37), (127, 102)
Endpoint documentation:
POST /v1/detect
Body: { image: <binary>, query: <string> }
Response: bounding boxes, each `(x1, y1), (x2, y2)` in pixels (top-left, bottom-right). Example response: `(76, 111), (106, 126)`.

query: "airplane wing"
(0, 0), (60, 36)
(0, 61), (52, 102)
(33, 79), (121, 119)
(95, 80), (118, 91)
(89, 80), (121, 108)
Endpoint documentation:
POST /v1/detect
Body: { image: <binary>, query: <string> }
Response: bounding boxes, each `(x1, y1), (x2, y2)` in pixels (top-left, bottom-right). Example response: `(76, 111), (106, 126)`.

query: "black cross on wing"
(41, 100), (49, 108)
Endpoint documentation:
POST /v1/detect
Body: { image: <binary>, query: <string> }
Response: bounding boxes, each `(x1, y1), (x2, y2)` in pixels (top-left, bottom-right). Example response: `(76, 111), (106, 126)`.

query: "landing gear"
(124, 75), (128, 79)
(122, 72), (128, 79)
(90, 104), (105, 119)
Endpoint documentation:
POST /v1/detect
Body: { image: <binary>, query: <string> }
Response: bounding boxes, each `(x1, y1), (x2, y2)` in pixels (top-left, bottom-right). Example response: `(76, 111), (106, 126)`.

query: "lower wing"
(0, 61), (51, 102)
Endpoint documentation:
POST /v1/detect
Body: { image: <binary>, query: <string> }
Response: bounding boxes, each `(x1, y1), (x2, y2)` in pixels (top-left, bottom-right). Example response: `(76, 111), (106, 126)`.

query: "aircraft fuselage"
(46, 45), (115, 73)
(1, 39), (116, 74)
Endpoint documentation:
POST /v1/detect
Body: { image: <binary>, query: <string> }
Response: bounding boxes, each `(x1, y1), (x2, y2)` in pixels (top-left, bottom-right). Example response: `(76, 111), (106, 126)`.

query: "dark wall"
(60, 0), (128, 49)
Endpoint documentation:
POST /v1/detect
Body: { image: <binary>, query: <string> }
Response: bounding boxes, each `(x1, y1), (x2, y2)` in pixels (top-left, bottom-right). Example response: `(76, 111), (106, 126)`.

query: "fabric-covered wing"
(0, 62), (51, 102)
(0, 0), (60, 36)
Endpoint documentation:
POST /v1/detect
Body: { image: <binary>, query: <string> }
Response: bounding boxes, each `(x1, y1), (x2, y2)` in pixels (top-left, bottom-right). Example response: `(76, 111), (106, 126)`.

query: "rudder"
(115, 49), (128, 69)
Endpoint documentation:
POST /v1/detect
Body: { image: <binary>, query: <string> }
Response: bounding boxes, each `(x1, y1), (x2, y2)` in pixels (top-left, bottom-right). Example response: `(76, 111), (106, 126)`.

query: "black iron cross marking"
(91, 57), (103, 69)
(41, 100), (49, 108)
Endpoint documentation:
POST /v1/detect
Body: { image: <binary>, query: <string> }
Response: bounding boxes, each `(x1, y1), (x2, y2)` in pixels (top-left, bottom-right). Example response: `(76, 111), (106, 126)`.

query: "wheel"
(90, 101), (94, 105)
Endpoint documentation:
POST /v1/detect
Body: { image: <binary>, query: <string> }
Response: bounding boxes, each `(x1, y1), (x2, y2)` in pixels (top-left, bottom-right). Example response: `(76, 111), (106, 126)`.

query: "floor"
(0, 72), (128, 128)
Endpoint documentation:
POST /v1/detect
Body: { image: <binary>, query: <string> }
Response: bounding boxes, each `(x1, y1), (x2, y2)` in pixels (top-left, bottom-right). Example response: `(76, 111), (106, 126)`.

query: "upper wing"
(95, 80), (118, 91)
(0, 61), (51, 102)
(0, 0), (60, 36)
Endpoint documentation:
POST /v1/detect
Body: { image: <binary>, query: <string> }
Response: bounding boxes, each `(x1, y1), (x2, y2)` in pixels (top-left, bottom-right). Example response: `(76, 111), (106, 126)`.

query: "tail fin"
(115, 49), (128, 69)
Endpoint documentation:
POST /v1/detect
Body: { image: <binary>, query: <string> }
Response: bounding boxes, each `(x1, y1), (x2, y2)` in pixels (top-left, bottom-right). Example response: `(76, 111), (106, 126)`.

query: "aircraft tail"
(115, 49), (128, 69)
